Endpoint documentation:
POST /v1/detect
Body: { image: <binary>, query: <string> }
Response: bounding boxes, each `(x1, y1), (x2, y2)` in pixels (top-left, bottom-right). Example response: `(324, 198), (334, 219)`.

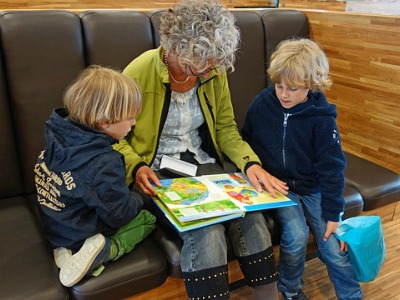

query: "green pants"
(110, 209), (156, 260)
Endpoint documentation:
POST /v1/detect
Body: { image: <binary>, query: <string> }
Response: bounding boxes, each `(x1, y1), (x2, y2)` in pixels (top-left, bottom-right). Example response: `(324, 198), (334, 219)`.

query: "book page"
(154, 176), (243, 223)
(153, 173), (296, 224)
(205, 173), (294, 211)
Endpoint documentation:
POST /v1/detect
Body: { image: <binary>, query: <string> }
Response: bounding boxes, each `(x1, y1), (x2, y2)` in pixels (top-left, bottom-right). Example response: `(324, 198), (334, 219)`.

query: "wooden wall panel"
(303, 10), (400, 173)
(280, 0), (346, 11)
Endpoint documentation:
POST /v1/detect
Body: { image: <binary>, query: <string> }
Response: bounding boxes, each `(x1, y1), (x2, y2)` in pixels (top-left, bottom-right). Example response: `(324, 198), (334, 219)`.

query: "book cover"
(153, 172), (296, 232)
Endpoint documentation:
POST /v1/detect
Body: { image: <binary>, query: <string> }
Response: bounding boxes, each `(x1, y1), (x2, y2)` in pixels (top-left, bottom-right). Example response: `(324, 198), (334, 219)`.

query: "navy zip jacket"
(242, 86), (346, 222)
(34, 108), (143, 251)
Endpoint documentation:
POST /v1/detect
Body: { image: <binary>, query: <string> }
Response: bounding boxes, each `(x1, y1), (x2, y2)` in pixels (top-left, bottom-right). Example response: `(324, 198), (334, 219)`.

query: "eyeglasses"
(186, 65), (219, 77)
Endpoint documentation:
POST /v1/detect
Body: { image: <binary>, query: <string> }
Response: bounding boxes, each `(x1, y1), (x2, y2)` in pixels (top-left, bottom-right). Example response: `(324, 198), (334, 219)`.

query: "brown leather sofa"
(0, 10), (168, 300)
(0, 8), (397, 300)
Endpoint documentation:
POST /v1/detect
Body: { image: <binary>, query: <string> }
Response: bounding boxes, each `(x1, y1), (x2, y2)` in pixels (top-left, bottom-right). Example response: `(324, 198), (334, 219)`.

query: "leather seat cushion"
(69, 237), (168, 300)
(345, 152), (400, 210)
(0, 197), (68, 300)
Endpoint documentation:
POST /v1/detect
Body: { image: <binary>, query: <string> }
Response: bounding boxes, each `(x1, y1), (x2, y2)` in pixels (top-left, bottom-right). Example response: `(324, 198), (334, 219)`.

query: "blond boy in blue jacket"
(243, 38), (363, 300)
(35, 66), (155, 287)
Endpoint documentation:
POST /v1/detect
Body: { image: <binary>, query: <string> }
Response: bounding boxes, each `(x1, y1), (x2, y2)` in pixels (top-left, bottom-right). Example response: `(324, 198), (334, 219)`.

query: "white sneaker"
(59, 234), (106, 287)
(54, 247), (72, 269)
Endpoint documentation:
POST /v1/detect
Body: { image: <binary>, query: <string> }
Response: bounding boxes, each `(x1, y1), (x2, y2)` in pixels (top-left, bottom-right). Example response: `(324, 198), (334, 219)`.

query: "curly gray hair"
(159, 0), (240, 73)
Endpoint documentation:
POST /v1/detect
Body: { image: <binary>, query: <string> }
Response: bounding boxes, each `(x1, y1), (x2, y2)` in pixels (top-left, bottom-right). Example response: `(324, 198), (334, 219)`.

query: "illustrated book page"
(152, 172), (296, 232)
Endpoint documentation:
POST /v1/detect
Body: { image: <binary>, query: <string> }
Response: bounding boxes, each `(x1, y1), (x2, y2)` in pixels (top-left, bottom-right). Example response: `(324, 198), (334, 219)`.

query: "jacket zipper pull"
(283, 113), (289, 127)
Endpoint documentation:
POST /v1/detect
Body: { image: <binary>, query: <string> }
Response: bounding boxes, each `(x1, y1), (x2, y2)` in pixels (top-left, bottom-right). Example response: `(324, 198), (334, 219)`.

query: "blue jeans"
(274, 191), (363, 300)
(180, 211), (272, 270)
(179, 212), (278, 299)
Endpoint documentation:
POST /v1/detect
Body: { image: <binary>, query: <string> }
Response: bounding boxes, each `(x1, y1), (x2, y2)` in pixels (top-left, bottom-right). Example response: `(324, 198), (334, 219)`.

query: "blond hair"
(268, 38), (332, 91)
(64, 65), (142, 129)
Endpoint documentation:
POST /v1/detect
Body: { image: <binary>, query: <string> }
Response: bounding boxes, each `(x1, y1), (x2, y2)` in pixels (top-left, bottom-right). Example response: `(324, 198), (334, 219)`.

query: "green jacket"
(116, 47), (261, 186)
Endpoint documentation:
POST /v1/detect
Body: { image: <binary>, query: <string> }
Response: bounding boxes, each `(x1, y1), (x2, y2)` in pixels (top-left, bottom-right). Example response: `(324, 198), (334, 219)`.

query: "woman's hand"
(135, 165), (162, 196)
(246, 164), (288, 197)
(324, 220), (348, 251)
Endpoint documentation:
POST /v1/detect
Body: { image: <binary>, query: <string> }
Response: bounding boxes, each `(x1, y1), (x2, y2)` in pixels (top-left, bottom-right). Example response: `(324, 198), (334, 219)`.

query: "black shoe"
(293, 290), (308, 300)
(282, 290), (309, 300)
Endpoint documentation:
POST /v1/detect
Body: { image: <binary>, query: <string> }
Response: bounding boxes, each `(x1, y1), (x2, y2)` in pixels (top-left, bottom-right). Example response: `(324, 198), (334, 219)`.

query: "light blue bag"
(335, 215), (386, 282)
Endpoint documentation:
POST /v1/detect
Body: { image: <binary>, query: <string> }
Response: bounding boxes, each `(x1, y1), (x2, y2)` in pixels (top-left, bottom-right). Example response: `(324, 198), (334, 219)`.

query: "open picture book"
(152, 172), (296, 232)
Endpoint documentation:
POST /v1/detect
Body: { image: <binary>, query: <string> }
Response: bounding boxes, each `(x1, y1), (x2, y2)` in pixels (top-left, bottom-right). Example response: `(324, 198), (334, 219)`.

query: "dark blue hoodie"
(242, 86), (346, 222)
(34, 108), (143, 250)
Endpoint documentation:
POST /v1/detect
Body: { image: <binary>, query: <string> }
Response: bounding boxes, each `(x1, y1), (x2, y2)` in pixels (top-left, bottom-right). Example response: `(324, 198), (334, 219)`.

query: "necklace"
(163, 53), (190, 84)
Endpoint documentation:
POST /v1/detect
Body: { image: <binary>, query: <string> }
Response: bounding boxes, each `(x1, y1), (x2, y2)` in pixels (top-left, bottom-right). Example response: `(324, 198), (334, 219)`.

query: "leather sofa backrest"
(227, 11), (269, 131)
(81, 10), (155, 70)
(261, 9), (309, 87)
(0, 8), (308, 197)
(0, 11), (86, 194)
(0, 45), (22, 197)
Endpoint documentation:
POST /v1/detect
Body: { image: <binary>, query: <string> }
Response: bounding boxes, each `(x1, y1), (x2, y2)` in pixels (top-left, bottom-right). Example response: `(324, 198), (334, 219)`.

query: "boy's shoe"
(281, 290), (309, 300)
(54, 247), (72, 269)
(59, 233), (107, 287)
(292, 290), (308, 300)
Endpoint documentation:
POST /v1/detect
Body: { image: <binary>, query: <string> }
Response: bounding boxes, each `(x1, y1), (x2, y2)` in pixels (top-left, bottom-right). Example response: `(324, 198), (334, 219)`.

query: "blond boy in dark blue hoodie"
(243, 38), (363, 300)
(34, 66), (155, 287)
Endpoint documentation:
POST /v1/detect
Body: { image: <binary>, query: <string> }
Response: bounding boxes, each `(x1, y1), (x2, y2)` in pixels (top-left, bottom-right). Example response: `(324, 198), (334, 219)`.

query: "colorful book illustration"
(152, 197), (244, 232)
(153, 172), (296, 232)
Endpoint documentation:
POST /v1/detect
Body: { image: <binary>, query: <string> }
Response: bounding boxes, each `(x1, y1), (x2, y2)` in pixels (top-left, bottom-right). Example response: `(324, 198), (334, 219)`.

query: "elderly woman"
(115, 0), (288, 299)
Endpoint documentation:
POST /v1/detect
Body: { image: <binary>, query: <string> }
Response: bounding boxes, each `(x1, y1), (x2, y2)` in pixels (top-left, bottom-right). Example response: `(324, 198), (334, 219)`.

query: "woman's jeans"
(274, 191), (363, 300)
(151, 164), (277, 299)
(179, 212), (277, 299)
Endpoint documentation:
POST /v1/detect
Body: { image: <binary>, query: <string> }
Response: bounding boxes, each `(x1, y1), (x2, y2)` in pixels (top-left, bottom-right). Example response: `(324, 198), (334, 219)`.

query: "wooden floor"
(127, 217), (400, 300)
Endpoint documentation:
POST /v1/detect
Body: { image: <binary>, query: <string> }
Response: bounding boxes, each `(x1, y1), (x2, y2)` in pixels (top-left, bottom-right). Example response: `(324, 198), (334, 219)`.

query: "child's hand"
(339, 241), (348, 252)
(323, 220), (339, 241)
(135, 166), (161, 196)
(246, 164), (288, 197)
(324, 221), (348, 251)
